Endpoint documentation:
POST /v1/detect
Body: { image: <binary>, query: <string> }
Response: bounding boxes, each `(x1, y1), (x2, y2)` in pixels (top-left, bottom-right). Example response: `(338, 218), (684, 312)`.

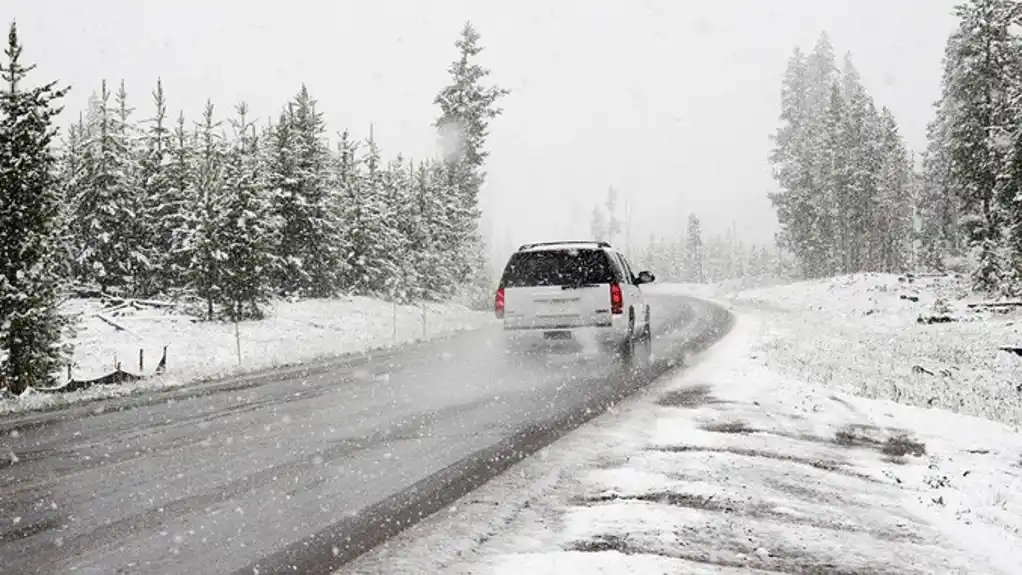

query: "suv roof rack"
(517, 240), (612, 251)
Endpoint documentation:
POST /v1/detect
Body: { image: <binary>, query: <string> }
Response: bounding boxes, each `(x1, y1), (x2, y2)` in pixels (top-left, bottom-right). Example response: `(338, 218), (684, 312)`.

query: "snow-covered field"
(344, 275), (1022, 574)
(0, 296), (491, 416)
(722, 273), (1022, 430)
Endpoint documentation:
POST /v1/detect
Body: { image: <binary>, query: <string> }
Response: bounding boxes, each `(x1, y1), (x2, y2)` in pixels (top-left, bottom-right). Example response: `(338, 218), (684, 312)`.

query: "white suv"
(494, 241), (656, 362)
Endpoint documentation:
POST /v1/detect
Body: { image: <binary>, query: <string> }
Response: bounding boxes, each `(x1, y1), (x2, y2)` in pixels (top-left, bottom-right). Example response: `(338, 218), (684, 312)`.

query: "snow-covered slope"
(344, 275), (1022, 574)
(0, 296), (491, 416)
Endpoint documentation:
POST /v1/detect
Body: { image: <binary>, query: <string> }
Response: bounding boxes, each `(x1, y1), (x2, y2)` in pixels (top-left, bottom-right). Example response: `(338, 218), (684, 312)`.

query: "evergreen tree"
(74, 80), (138, 294)
(604, 187), (622, 244)
(939, 0), (1022, 291)
(381, 155), (417, 302)
(137, 78), (173, 295)
(410, 158), (459, 300)
(434, 22), (509, 301)
(218, 103), (278, 320)
(342, 131), (402, 297)
(0, 22), (73, 393)
(403, 159), (436, 301)
(770, 34), (914, 279)
(183, 101), (225, 319)
(919, 95), (960, 271)
(590, 205), (607, 241)
(56, 114), (87, 281)
(685, 213), (704, 283)
(269, 86), (341, 297)
(874, 108), (914, 273)
(162, 111), (194, 292)
(819, 82), (849, 275)
(769, 46), (816, 278)
(329, 130), (358, 293)
(841, 55), (881, 273)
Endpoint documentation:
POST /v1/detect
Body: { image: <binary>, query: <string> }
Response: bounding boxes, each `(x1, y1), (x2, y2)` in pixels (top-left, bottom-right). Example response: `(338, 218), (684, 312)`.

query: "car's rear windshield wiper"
(561, 282), (600, 290)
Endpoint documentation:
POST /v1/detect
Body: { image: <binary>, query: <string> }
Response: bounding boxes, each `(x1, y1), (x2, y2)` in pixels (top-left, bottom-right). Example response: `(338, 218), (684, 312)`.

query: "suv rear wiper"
(561, 283), (600, 290)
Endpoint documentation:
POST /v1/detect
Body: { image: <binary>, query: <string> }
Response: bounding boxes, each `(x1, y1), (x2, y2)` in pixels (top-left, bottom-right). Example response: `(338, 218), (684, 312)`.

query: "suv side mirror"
(636, 270), (656, 285)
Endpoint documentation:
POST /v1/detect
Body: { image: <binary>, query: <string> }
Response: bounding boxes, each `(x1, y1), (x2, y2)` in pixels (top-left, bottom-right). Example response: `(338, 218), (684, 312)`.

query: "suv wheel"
(638, 315), (653, 366)
(618, 309), (637, 365)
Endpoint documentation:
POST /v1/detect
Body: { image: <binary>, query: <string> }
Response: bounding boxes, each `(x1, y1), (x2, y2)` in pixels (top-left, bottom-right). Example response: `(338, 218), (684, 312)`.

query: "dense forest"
(0, 21), (506, 392)
(771, 0), (1022, 295)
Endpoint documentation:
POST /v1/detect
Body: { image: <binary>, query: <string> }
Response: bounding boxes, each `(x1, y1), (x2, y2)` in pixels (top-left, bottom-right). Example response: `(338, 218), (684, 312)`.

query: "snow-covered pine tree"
(840, 55), (882, 273)
(328, 129), (359, 294)
(806, 33), (838, 116)
(769, 47), (818, 278)
(409, 158), (457, 300)
(0, 23), (74, 393)
(426, 158), (468, 298)
(604, 187), (622, 245)
(56, 114), (87, 282)
(771, 35), (913, 280)
(1003, 103), (1022, 291)
(264, 111), (295, 293)
(269, 86), (341, 297)
(939, 0), (1022, 291)
(590, 205), (607, 242)
(162, 111), (195, 292)
(137, 78), (173, 296)
(800, 36), (840, 278)
(403, 159), (434, 301)
(110, 81), (149, 296)
(874, 108), (914, 273)
(381, 155), (417, 302)
(703, 235), (724, 283)
(343, 130), (402, 297)
(218, 102), (278, 320)
(919, 95), (960, 271)
(819, 82), (850, 275)
(995, 13), (1022, 291)
(74, 80), (140, 294)
(685, 213), (704, 283)
(183, 101), (226, 320)
(434, 22), (509, 304)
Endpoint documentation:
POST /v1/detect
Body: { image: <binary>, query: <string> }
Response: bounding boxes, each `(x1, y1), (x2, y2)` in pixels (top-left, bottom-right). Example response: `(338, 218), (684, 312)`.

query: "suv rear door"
(611, 251), (646, 328)
(499, 247), (618, 330)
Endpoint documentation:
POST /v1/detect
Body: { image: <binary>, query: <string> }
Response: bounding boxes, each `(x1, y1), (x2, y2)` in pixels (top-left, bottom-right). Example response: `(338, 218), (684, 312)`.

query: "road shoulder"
(342, 311), (1022, 575)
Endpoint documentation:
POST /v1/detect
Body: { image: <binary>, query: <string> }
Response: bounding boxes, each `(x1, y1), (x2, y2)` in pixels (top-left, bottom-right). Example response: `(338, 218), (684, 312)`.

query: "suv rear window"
(500, 249), (617, 288)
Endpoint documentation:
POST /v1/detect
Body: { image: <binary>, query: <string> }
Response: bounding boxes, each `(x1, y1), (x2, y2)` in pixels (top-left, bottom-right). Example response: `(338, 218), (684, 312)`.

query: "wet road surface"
(0, 294), (731, 574)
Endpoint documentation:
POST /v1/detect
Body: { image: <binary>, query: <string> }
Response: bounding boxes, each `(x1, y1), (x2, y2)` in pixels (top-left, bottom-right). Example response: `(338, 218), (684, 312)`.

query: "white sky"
(9, 0), (958, 262)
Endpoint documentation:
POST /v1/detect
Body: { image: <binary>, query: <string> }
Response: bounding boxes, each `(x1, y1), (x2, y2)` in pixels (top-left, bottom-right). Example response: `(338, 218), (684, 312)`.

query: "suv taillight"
(495, 288), (505, 319)
(610, 283), (623, 315)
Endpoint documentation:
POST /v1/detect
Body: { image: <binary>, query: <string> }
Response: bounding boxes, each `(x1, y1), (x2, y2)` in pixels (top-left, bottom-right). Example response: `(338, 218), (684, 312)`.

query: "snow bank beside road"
(344, 282), (1022, 574)
(712, 273), (1022, 429)
(0, 297), (491, 416)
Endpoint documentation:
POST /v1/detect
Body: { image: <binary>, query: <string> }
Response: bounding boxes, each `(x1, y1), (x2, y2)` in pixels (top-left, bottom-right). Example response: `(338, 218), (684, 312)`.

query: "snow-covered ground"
(343, 275), (1022, 574)
(721, 273), (1022, 429)
(0, 296), (491, 416)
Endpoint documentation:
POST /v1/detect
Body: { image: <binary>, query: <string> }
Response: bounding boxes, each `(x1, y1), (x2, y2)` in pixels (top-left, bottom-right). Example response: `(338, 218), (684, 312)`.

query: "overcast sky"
(9, 0), (959, 262)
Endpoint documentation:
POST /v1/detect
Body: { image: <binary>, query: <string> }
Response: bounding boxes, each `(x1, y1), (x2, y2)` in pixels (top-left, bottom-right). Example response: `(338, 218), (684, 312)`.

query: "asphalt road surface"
(0, 294), (732, 575)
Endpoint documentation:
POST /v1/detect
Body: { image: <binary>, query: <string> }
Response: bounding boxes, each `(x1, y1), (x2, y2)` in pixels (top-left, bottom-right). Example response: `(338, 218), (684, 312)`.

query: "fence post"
(139, 348), (144, 372)
(234, 320), (242, 368)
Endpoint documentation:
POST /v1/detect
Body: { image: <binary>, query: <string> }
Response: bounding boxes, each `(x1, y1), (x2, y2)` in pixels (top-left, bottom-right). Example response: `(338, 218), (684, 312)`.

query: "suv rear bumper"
(502, 324), (629, 351)
(501, 315), (629, 339)
(502, 318), (613, 331)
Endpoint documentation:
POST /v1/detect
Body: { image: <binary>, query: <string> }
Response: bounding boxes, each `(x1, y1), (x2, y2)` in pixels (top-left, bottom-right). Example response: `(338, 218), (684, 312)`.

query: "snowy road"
(0, 295), (732, 575)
